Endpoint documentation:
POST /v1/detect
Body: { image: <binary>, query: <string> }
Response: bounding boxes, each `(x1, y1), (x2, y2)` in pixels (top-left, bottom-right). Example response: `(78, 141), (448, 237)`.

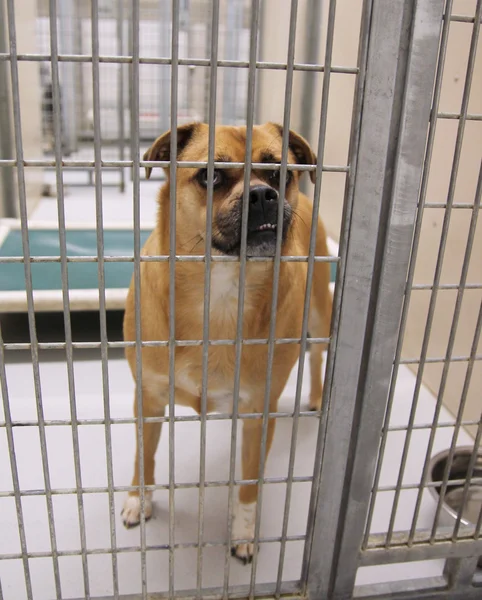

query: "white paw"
(231, 501), (256, 565)
(121, 492), (153, 528)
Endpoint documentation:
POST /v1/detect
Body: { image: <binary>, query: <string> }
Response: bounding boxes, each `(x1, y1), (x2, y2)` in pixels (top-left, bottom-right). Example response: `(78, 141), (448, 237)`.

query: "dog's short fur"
(121, 122), (332, 563)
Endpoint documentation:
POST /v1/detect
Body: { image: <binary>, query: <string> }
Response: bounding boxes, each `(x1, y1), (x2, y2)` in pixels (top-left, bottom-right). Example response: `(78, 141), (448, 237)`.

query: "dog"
(121, 122), (333, 564)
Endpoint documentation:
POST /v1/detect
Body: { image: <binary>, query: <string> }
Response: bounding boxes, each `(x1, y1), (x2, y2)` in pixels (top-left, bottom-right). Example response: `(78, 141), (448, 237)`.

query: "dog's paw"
(121, 492), (153, 528)
(231, 500), (256, 565)
(308, 395), (322, 411)
(231, 542), (254, 564)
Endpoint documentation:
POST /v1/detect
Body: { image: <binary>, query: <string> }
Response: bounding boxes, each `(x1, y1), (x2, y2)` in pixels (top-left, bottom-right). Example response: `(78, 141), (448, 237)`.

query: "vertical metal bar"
(362, 0), (455, 549)
(203, 6), (212, 123)
(72, 0), (84, 142)
(232, 3), (243, 124)
(159, 0), (171, 135)
(305, 0), (444, 595)
(248, 1), (299, 595)
(0, 0), (16, 219)
(5, 1), (62, 597)
(298, 0), (322, 196)
(58, 0), (78, 155)
(387, 0), (481, 547)
(116, 0), (126, 193)
(90, 0), (119, 596)
(476, 497), (482, 538)
(128, 1), (134, 182)
(134, 0), (150, 591)
(254, 0), (265, 125)
(169, 2), (180, 596)
(319, 1), (445, 594)
(196, 1), (220, 596)
(223, 0), (239, 125)
(223, 1), (260, 595)
(0, 328), (32, 598)
(49, 0), (90, 596)
(445, 557), (479, 588)
(131, 0), (148, 597)
(451, 303), (482, 541)
(301, 0), (373, 587)
(428, 161), (482, 541)
(183, 0), (193, 118)
(275, 0), (334, 596)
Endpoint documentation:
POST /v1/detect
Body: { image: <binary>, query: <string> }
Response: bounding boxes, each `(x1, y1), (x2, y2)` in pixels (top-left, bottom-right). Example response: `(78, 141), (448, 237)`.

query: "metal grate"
(0, 0), (481, 599)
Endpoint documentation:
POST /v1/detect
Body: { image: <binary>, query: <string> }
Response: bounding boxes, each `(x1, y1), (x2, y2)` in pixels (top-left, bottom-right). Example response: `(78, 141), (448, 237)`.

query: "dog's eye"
(269, 169), (292, 186)
(198, 168), (223, 188)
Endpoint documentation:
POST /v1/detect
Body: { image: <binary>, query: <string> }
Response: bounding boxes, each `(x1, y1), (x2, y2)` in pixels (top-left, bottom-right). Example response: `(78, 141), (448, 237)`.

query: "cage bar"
(131, 0), (149, 596)
(386, 0), (481, 547)
(168, 1), (181, 594)
(223, 0), (260, 593)
(0, 331), (32, 598)
(1, 0), (481, 597)
(5, 0), (62, 595)
(197, 1), (220, 595)
(276, 0), (336, 594)
(90, 0), (120, 595)
(48, 0), (91, 595)
(421, 161), (481, 543)
(249, 0), (300, 594)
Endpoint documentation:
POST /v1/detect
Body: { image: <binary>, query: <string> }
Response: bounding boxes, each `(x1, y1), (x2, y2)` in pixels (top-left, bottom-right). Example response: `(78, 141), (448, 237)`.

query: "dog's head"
(144, 122), (316, 257)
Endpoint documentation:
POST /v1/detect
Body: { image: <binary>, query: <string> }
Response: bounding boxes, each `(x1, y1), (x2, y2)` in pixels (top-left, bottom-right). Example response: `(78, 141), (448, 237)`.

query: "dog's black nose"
(249, 185), (278, 207)
(248, 185), (279, 232)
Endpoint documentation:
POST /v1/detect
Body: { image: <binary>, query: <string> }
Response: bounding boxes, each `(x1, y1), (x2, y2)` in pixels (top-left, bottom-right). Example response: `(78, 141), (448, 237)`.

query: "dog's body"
(121, 123), (332, 563)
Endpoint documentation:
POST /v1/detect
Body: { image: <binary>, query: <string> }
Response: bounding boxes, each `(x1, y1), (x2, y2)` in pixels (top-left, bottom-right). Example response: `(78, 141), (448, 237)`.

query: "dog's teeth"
(256, 223), (277, 231)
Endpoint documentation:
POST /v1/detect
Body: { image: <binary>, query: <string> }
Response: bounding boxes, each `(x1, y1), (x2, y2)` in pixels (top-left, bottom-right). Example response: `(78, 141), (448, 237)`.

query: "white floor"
(0, 176), (474, 598)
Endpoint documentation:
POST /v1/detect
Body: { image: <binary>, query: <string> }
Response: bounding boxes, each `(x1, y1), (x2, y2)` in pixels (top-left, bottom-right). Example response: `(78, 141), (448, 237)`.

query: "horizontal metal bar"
(60, 581), (303, 600)
(7, 473), (481, 499)
(2, 337), (331, 351)
(0, 255), (339, 264)
(6, 415), (475, 431)
(355, 578), (482, 600)
(0, 475), (313, 499)
(450, 14), (482, 24)
(361, 527), (482, 566)
(400, 354), (482, 364)
(6, 346), (480, 361)
(0, 51), (358, 73)
(412, 283), (482, 290)
(438, 111), (482, 121)
(424, 202), (477, 209)
(366, 525), (479, 548)
(386, 419), (479, 432)
(0, 410), (320, 429)
(0, 534), (306, 561)
(7, 408), (315, 427)
(0, 159), (348, 172)
(375, 476), (482, 492)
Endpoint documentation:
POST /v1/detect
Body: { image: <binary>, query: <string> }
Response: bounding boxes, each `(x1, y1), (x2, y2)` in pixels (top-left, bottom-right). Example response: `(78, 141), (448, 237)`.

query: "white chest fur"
(209, 263), (240, 320)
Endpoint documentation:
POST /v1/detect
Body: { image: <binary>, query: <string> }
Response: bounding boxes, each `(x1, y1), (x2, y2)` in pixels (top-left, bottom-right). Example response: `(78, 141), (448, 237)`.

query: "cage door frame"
(305, 0), (446, 598)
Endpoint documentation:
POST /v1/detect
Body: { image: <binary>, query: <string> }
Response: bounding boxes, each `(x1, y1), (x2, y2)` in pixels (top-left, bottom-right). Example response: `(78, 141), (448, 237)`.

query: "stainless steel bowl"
(428, 445), (482, 568)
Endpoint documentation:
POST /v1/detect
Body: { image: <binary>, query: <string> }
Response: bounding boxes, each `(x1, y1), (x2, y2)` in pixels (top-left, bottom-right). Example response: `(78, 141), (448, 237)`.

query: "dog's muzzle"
(213, 184), (292, 257)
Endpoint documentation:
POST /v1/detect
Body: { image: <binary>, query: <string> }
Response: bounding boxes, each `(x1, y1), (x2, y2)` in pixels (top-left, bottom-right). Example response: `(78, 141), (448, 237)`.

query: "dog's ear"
(268, 123), (317, 184)
(143, 122), (199, 179)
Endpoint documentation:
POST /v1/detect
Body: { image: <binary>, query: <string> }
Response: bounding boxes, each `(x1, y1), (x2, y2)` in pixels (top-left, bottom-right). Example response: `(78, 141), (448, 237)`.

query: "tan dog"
(121, 122), (332, 563)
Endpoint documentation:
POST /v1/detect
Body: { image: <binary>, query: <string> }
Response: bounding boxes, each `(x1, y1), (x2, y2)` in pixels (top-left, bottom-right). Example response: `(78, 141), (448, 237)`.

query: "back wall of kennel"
(0, 0), (481, 599)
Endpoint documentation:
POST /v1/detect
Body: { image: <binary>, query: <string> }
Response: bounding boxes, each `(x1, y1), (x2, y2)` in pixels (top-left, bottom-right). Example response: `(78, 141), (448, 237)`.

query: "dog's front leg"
(231, 417), (276, 564)
(122, 386), (165, 527)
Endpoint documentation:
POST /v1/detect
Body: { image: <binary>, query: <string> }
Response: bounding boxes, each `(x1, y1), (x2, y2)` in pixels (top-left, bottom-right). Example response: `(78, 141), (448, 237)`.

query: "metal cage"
(0, 0), (481, 598)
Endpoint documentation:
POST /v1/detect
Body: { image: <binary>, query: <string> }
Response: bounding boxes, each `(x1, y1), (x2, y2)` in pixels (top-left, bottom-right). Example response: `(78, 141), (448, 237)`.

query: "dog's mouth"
(213, 217), (291, 257)
(212, 198), (292, 257)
